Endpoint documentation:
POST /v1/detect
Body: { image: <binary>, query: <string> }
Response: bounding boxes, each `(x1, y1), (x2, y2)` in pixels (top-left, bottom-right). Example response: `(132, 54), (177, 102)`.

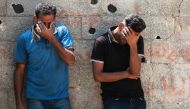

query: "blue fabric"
(14, 25), (74, 100)
(103, 97), (146, 109)
(27, 97), (72, 109)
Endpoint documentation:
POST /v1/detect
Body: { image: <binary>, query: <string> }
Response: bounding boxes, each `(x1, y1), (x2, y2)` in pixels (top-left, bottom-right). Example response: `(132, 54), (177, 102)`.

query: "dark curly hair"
(125, 15), (146, 33)
(35, 3), (56, 18)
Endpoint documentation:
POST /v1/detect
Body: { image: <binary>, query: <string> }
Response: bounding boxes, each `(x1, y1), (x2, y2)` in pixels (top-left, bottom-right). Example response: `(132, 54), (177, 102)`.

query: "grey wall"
(0, 0), (190, 109)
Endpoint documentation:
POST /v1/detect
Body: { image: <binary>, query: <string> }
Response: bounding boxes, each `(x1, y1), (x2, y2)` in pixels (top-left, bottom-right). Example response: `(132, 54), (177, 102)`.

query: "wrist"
(123, 71), (129, 78)
(130, 45), (138, 53)
(47, 35), (55, 41)
(129, 44), (137, 48)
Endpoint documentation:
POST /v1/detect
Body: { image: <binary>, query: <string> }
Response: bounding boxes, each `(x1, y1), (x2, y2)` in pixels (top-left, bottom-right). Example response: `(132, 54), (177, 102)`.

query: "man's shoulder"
(17, 29), (32, 42)
(56, 25), (68, 32)
(95, 33), (109, 44)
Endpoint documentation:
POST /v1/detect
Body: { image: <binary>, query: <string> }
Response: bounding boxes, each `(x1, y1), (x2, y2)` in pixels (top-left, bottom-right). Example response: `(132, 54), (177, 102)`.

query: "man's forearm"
(14, 70), (25, 106)
(48, 36), (75, 66)
(129, 45), (141, 74)
(94, 71), (130, 82)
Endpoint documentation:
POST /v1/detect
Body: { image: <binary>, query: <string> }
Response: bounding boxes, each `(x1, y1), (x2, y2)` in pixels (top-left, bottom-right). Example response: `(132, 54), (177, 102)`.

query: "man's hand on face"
(36, 21), (55, 40)
(122, 27), (140, 47)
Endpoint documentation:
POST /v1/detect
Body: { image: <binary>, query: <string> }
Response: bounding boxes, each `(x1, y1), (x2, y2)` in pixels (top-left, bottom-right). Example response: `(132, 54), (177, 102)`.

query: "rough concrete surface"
(0, 0), (190, 109)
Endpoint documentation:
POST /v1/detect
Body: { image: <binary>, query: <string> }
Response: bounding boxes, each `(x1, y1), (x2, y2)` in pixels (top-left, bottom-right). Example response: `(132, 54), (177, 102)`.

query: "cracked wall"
(0, 0), (190, 109)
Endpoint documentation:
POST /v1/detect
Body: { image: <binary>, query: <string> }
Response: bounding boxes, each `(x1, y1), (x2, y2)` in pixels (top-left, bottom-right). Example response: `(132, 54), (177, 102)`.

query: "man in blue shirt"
(13, 3), (75, 109)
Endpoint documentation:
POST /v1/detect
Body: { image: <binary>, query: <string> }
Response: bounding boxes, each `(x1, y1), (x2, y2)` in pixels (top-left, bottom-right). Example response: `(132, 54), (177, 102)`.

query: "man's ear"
(53, 16), (57, 21)
(33, 15), (38, 23)
(118, 22), (125, 31)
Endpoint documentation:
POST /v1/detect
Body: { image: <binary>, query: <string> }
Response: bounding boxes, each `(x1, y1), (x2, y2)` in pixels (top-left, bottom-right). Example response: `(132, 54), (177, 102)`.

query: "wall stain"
(108, 4), (117, 13)
(91, 0), (98, 5)
(89, 27), (96, 34)
(12, 4), (24, 14)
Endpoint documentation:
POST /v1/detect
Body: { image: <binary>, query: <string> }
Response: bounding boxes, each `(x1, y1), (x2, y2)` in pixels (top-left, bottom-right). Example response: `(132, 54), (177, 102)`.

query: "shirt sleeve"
(91, 38), (105, 63)
(137, 36), (145, 57)
(13, 35), (27, 64)
(60, 26), (74, 51)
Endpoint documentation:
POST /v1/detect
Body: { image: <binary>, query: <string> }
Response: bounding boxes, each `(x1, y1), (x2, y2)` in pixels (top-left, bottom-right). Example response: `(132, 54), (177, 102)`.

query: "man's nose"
(44, 22), (51, 28)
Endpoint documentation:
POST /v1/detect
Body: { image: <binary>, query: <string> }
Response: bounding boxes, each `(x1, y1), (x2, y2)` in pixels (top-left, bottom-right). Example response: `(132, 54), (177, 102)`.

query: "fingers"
(129, 73), (140, 79)
(37, 21), (47, 31)
(120, 29), (126, 37)
(125, 27), (131, 36)
(37, 21), (44, 31)
(122, 28), (128, 36)
(122, 27), (133, 37)
(128, 27), (141, 38)
(50, 21), (54, 27)
(36, 24), (41, 33)
(50, 22), (55, 32)
(131, 76), (140, 79)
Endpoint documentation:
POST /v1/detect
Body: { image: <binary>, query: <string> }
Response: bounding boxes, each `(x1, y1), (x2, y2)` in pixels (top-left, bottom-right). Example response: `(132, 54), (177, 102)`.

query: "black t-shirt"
(91, 26), (145, 98)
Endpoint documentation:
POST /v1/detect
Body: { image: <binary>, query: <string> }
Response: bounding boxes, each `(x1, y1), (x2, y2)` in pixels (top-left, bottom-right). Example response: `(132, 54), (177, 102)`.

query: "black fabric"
(91, 27), (145, 98)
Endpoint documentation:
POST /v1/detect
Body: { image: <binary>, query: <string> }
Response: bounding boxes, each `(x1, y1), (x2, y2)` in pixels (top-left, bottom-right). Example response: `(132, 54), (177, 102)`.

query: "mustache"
(42, 22), (51, 29)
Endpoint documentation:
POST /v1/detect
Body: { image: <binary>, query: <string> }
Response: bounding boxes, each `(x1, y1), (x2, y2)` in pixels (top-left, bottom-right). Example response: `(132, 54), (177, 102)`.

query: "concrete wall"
(0, 0), (190, 109)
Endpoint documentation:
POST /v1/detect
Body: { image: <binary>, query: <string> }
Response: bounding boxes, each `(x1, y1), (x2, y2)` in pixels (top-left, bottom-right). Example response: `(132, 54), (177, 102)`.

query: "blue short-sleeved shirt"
(14, 25), (74, 100)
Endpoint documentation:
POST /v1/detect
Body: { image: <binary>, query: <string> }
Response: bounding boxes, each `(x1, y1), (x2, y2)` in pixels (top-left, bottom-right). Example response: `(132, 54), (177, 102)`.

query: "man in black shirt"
(91, 15), (146, 109)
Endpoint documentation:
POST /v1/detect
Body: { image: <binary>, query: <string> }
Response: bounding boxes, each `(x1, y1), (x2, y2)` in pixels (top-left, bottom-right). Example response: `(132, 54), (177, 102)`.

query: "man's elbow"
(94, 74), (103, 82)
(94, 77), (101, 82)
(94, 77), (100, 82)
(66, 57), (75, 66)
(66, 60), (75, 66)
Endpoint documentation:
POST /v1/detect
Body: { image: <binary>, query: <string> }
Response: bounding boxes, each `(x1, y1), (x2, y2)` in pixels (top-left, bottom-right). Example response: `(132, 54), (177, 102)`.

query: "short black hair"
(35, 3), (56, 17)
(125, 15), (146, 33)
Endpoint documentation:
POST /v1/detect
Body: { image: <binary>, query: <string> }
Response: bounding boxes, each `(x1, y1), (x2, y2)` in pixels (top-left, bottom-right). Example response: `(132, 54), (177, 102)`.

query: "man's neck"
(111, 27), (120, 43)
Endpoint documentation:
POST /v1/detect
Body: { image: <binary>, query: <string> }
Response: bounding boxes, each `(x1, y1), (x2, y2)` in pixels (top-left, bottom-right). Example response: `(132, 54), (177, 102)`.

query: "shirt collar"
(108, 26), (119, 44)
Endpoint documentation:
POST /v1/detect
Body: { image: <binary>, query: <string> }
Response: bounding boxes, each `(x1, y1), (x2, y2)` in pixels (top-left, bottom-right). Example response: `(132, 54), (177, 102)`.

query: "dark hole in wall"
(0, 20), (2, 24)
(12, 4), (24, 14)
(108, 4), (117, 13)
(141, 57), (146, 63)
(91, 0), (98, 4)
(156, 36), (161, 39)
(89, 28), (96, 34)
